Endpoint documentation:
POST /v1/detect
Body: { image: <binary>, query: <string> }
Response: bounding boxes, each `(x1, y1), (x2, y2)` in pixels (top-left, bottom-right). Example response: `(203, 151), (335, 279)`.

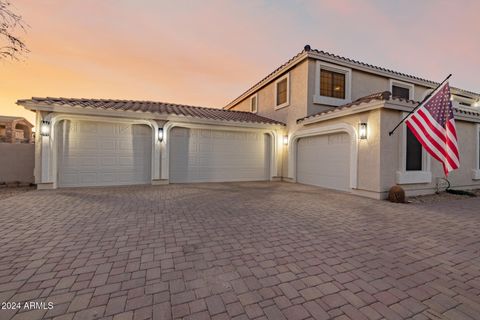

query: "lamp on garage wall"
(283, 135), (288, 145)
(158, 128), (164, 142)
(358, 123), (367, 140)
(40, 120), (50, 136)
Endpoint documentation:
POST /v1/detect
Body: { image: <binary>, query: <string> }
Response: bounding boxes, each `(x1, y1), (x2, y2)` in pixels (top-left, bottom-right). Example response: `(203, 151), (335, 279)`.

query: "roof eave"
(17, 101), (285, 128)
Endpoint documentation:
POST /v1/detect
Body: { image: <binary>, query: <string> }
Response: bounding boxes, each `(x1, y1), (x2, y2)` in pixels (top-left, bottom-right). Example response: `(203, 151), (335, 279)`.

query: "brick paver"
(1, 182), (480, 319)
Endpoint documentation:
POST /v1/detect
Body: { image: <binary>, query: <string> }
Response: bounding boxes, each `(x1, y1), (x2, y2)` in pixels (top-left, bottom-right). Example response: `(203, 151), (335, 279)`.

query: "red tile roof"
(17, 97), (284, 126)
(297, 91), (394, 123)
(298, 91), (480, 123)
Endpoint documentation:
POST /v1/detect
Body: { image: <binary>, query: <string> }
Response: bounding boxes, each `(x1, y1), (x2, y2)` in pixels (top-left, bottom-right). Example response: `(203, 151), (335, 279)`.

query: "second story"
(224, 45), (480, 128)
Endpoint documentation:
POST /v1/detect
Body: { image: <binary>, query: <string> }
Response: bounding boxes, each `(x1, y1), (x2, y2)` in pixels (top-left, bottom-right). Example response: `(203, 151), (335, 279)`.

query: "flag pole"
(388, 74), (452, 136)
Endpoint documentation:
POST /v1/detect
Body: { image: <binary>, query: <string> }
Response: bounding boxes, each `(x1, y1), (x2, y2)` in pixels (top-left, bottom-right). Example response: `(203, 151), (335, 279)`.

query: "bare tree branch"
(0, 0), (29, 60)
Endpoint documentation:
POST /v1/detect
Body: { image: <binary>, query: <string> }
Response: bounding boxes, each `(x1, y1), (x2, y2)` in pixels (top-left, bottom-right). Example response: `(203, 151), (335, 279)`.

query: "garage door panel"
(297, 133), (350, 191)
(58, 120), (151, 187)
(170, 128), (270, 183)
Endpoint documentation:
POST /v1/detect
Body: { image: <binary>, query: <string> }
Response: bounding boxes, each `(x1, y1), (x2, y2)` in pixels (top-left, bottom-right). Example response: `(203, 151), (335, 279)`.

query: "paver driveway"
(1, 182), (480, 320)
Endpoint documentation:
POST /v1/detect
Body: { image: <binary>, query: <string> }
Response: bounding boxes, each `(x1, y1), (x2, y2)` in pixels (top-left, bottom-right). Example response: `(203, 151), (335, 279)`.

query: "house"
(17, 45), (480, 198)
(0, 116), (34, 144)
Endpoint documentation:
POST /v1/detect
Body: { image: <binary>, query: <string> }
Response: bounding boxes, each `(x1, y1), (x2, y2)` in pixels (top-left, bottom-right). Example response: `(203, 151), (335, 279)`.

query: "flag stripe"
(406, 116), (458, 170)
(406, 120), (453, 173)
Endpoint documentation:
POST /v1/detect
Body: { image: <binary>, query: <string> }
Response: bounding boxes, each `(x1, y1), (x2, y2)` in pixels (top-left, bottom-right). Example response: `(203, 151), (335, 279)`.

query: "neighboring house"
(0, 116), (34, 144)
(17, 45), (480, 199)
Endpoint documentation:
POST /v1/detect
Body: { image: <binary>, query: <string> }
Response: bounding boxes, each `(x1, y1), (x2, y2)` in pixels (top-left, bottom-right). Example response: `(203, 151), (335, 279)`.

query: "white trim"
(474, 124), (480, 180)
(250, 93), (258, 113)
(313, 61), (352, 106)
(396, 112), (431, 184)
(41, 113), (160, 188)
(287, 123), (358, 189)
(161, 122), (279, 182)
(390, 79), (414, 100)
(274, 73), (290, 110)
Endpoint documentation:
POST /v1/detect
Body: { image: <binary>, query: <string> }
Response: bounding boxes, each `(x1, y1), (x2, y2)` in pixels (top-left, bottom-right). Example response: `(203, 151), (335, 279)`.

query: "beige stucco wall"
(229, 61), (309, 130)
(0, 143), (35, 183)
(380, 108), (480, 197)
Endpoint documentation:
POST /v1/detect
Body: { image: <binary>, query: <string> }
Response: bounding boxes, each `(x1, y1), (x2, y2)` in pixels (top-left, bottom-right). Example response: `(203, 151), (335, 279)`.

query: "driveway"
(1, 182), (480, 320)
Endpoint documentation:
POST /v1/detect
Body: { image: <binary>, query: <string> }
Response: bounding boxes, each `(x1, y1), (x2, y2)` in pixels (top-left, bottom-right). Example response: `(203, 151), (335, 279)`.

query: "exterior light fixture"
(283, 135), (288, 145)
(158, 128), (164, 142)
(40, 120), (50, 136)
(359, 123), (367, 140)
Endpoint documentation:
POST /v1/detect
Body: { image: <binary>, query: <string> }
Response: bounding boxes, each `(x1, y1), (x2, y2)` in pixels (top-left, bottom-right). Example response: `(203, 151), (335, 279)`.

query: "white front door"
(169, 127), (270, 183)
(296, 133), (350, 191)
(58, 120), (152, 187)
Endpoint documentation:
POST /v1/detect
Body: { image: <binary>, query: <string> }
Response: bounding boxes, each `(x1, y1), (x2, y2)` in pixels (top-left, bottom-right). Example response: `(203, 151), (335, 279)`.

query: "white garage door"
(58, 120), (152, 187)
(170, 128), (270, 183)
(296, 133), (350, 191)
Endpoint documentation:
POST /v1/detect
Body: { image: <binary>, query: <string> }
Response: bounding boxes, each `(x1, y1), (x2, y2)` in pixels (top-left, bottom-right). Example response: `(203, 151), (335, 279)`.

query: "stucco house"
(0, 116), (34, 144)
(17, 45), (480, 199)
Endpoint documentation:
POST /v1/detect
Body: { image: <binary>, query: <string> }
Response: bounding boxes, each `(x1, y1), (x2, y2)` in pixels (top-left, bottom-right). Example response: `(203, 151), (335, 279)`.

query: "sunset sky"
(1, 0), (479, 126)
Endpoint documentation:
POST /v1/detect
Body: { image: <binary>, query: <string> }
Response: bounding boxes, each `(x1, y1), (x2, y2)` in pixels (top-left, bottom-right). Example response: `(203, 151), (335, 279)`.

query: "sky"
(1, 0), (479, 126)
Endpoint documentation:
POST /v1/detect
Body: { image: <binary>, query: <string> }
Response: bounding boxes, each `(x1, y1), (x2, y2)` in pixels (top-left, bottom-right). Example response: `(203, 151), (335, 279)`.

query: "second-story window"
(320, 70), (345, 99)
(392, 85), (410, 100)
(250, 94), (258, 113)
(275, 73), (290, 109)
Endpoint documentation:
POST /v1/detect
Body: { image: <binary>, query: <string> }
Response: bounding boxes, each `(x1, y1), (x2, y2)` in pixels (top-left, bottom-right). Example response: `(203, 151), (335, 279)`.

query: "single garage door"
(170, 127), (270, 183)
(58, 120), (152, 187)
(296, 133), (350, 191)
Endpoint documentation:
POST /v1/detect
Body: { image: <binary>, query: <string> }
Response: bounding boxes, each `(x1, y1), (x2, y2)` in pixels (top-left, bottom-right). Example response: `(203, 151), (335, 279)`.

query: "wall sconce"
(283, 135), (288, 145)
(40, 120), (50, 136)
(358, 123), (367, 140)
(158, 128), (164, 142)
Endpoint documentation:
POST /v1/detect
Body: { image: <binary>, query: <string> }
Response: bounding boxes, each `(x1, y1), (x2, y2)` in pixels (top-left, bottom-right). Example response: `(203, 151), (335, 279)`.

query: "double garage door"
(57, 120), (271, 187)
(296, 133), (351, 191)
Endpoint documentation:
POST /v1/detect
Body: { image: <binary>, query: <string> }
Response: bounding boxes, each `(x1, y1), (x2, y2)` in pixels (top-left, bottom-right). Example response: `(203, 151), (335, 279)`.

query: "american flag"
(405, 82), (459, 176)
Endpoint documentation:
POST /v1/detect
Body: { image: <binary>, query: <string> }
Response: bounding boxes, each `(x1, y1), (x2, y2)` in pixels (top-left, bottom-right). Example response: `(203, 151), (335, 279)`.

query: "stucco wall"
(0, 143), (35, 183)
(380, 108), (480, 196)
(229, 61), (309, 130)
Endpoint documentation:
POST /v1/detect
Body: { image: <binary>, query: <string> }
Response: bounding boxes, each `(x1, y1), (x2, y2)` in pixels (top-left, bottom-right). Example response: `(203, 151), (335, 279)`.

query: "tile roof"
(225, 45), (479, 109)
(298, 90), (480, 123)
(17, 97), (284, 126)
(297, 91), (394, 123)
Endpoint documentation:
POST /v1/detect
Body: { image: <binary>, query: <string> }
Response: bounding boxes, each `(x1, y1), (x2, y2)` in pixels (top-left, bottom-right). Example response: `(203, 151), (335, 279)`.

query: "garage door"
(57, 120), (152, 187)
(170, 128), (270, 183)
(296, 133), (350, 191)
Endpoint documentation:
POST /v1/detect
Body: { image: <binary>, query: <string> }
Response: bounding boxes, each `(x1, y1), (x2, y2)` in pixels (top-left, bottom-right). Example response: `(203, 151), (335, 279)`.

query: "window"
(320, 70), (345, 99)
(406, 127), (422, 171)
(390, 80), (414, 100)
(275, 74), (290, 109)
(396, 113), (431, 184)
(314, 61), (351, 106)
(392, 86), (410, 100)
(250, 94), (258, 113)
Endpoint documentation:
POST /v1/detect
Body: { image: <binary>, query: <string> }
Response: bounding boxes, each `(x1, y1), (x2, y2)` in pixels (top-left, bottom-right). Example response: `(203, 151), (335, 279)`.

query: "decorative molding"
(287, 123), (358, 189)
